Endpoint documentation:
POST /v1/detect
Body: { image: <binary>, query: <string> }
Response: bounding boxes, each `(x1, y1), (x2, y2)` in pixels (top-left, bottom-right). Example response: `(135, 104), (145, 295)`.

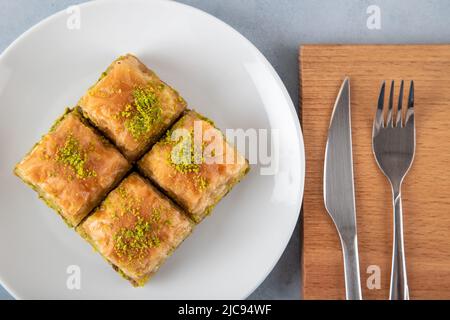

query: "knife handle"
(340, 235), (363, 300)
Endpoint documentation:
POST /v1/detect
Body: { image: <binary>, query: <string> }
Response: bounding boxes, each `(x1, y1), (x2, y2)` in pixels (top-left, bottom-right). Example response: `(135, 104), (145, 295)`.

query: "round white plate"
(0, 0), (304, 299)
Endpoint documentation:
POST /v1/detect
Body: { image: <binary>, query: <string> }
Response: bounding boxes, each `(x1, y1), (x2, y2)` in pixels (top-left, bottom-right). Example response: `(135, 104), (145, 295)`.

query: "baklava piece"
(14, 109), (131, 227)
(77, 173), (193, 286)
(78, 54), (187, 161)
(138, 110), (249, 223)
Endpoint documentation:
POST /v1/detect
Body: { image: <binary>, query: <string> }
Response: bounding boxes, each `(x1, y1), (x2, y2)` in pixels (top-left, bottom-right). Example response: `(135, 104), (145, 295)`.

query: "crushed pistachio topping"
(161, 127), (177, 145)
(113, 216), (160, 260)
(122, 87), (162, 140)
(117, 185), (127, 198)
(115, 185), (141, 217)
(169, 131), (204, 173)
(88, 87), (110, 98)
(165, 126), (211, 191)
(57, 134), (96, 179)
(119, 104), (133, 118)
(111, 182), (168, 260)
(194, 175), (208, 191)
(151, 208), (161, 223)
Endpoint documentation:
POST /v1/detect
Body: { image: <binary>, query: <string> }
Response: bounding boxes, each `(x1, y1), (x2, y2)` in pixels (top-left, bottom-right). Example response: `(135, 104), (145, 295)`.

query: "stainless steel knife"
(323, 77), (362, 300)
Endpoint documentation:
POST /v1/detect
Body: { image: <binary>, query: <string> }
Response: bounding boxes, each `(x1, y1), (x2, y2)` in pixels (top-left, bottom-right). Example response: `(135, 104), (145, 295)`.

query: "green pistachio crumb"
(120, 104), (133, 118)
(151, 208), (161, 223)
(57, 134), (96, 179)
(116, 184), (142, 217)
(122, 87), (162, 140)
(169, 131), (204, 174)
(117, 186), (128, 199)
(194, 175), (208, 191)
(114, 216), (161, 260)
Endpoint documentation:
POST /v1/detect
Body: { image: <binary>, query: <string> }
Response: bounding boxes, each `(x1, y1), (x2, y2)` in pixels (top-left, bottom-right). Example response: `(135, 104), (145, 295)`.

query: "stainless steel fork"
(372, 80), (415, 300)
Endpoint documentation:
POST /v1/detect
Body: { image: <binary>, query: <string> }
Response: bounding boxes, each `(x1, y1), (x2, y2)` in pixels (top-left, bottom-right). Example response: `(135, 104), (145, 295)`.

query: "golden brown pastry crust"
(78, 54), (187, 161)
(14, 110), (131, 227)
(138, 110), (249, 223)
(77, 173), (193, 286)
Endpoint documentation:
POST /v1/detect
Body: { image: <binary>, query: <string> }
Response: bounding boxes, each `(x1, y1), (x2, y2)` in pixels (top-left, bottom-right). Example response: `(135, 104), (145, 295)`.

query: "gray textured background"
(1, 0), (450, 300)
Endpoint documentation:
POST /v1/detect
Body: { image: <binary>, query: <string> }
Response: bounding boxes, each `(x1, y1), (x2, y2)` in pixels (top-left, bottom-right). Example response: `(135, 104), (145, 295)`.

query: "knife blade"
(323, 77), (362, 300)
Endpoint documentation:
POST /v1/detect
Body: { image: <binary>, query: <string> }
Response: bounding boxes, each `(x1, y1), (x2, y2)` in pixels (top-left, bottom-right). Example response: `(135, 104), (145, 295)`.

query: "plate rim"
(0, 0), (305, 300)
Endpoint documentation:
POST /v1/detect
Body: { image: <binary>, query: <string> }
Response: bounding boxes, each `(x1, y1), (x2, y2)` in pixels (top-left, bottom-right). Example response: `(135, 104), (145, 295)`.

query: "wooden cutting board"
(300, 45), (450, 300)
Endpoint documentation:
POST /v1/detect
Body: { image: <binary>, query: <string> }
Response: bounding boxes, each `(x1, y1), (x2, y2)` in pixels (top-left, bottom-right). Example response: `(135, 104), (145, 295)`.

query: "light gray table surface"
(1, 0), (450, 300)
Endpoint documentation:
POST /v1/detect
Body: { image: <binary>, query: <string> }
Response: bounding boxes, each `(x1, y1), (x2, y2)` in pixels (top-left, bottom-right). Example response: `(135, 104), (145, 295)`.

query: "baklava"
(14, 109), (131, 227)
(77, 173), (194, 286)
(138, 110), (249, 223)
(78, 54), (187, 161)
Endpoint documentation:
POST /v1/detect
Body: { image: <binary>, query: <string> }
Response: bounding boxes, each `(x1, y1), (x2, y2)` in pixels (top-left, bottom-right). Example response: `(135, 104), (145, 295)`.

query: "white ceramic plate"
(0, 0), (304, 299)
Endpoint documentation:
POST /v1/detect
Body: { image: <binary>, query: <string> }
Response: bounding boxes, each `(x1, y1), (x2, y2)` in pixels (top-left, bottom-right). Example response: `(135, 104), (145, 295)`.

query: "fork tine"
(374, 81), (386, 130)
(405, 81), (414, 126)
(396, 80), (404, 127)
(386, 80), (395, 127)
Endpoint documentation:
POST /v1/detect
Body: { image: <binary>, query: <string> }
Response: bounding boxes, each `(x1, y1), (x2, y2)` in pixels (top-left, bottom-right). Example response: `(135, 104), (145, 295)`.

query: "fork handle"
(390, 188), (410, 300)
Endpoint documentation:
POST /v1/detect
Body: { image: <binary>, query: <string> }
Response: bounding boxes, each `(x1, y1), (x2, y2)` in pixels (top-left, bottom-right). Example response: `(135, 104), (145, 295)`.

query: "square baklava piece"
(138, 110), (249, 223)
(77, 173), (193, 286)
(78, 54), (187, 161)
(14, 109), (131, 227)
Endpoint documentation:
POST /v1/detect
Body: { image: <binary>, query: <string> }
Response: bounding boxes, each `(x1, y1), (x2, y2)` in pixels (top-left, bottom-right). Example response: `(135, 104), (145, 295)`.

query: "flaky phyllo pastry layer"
(14, 109), (130, 227)
(78, 54), (186, 161)
(77, 173), (193, 286)
(138, 110), (250, 223)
